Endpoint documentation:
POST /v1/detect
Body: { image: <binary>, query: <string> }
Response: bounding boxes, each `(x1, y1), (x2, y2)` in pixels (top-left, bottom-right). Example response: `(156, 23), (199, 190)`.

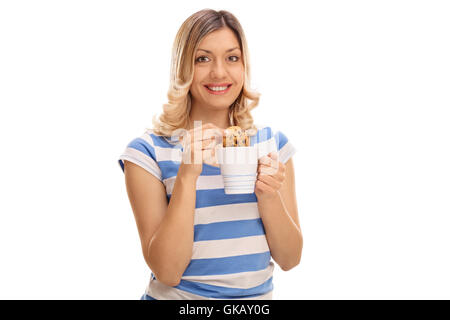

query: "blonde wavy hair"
(150, 9), (260, 141)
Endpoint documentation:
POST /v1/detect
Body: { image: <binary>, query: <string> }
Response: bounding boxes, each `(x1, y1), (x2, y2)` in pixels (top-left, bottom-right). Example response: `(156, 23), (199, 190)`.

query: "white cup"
(216, 145), (258, 194)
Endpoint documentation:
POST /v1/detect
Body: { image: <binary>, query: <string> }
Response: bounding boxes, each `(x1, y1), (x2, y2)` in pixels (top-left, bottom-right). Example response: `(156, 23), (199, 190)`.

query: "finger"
(259, 155), (275, 166)
(277, 161), (286, 174)
(180, 123), (224, 145)
(202, 148), (217, 164)
(203, 145), (220, 167)
(255, 179), (271, 192)
(258, 164), (279, 176)
(259, 156), (279, 170)
(194, 123), (224, 141)
(203, 125), (225, 140)
(257, 173), (281, 189)
(258, 156), (269, 166)
(188, 138), (214, 151)
(255, 179), (276, 195)
(259, 160), (284, 173)
(268, 152), (279, 161)
(261, 168), (284, 183)
(201, 137), (216, 149)
(181, 130), (218, 144)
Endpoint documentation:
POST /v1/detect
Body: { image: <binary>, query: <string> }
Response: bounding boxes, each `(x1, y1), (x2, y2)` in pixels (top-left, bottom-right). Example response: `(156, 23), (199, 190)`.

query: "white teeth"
(207, 86), (229, 91)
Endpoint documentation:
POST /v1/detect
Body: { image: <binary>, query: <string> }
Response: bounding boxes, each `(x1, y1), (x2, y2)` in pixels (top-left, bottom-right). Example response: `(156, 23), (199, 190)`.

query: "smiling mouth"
(204, 84), (232, 95)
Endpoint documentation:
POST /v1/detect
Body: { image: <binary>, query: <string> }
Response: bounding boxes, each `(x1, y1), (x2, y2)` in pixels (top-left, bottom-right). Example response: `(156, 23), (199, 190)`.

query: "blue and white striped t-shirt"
(118, 124), (297, 300)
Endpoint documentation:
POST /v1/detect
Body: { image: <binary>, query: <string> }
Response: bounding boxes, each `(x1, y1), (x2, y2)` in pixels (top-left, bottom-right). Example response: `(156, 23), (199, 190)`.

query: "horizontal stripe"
(274, 130), (288, 150)
(146, 278), (212, 300)
(145, 278), (273, 300)
(240, 290), (272, 300)
(224, 185), (255, 190)
(138, 131), (156, 147)
(157, 160), (181, 180)
(222, 181), (256, 186)
(158, 160), (221, 180)
(164, 174), (224, 195)
(183, 251), (271, 276)
(164, 174), (255, 195)
(222, 178), (256, 184)
(140, 294), (156, 300)
(194, 202), (260, 225)
(254, 126), (273, 144)
(196, 189), (257, 208)
(127, 136), (157, 159)
(279, 141), (297, 164)
(222, 173), (257, 177)
(194, 218), (265, 242)
(143, 290), (273, 300)
(175, 277), (273, 299)
(147, 133), (180, 149)
(192, 235), (269, 260)
(118, 148), (162, 180)
(155, 145), (183, 162)
(141, 131), (185, 163)
(201, 164), (222, 175)
(181, 261), (275, 289)
(167, 188), (257, 208)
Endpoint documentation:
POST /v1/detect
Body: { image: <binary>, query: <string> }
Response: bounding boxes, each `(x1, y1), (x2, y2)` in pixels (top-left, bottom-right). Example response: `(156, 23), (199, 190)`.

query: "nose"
(210, 59), (227, 79)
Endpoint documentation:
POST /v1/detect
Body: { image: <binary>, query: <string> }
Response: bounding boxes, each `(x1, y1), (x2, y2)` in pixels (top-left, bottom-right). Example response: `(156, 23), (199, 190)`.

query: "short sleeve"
(254, 125), (297, 164)
(273, 130), (297, 164)
(118, 132), (163, 181)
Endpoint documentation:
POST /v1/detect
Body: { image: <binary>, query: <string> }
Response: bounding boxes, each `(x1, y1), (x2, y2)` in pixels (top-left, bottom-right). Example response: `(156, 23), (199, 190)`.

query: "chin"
(207, 101), (233, 110)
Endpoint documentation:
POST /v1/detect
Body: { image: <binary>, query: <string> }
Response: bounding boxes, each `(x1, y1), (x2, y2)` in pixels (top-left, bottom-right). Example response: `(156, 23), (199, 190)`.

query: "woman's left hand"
(255, 152), (286, 200)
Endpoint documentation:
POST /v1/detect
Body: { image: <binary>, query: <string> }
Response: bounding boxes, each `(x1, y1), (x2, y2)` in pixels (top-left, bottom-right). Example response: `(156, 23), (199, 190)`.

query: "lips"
(204, 83), (232, 87)
(204, 83), (232, 95)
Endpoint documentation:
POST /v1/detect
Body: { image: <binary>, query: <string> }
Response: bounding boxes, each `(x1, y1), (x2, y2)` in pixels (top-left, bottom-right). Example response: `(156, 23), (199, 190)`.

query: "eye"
(195, 56), (209, 63)
(229, 56), (240, 62)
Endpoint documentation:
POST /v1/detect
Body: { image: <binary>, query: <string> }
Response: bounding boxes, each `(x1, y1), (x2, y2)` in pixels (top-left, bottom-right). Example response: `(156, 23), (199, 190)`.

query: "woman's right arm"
(124, 160), (198, 287)
(123, 123), (223, 287)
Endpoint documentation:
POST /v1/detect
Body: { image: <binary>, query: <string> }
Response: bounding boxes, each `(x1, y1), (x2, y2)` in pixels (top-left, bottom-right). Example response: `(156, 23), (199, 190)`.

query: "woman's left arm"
(255, 152), (303, 271)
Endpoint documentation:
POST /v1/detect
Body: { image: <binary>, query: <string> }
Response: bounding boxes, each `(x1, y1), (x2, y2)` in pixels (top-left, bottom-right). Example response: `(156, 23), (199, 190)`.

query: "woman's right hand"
(177, 122), (224, 179)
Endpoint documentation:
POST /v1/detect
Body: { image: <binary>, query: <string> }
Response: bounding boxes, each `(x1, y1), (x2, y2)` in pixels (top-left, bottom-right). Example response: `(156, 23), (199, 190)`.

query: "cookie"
(223, 126), (250, 147)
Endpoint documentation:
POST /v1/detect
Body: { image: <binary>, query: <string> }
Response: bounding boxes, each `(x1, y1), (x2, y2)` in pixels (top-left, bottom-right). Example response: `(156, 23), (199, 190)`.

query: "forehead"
(197, 28), (240, 51)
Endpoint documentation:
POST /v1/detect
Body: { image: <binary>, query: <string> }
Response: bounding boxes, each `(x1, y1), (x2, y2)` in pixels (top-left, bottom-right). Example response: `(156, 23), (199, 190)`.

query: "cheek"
(191, 70), (206, 95)
(232, 67), (244, 86)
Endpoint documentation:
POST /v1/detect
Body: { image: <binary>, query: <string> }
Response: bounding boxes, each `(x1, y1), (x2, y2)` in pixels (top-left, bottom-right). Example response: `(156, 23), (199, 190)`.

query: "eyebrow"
(197, 47), (241, 54)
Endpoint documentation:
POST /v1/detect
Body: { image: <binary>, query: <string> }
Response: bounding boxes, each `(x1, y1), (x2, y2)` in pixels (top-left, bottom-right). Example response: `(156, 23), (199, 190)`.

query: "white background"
(0, 0), (449, 299)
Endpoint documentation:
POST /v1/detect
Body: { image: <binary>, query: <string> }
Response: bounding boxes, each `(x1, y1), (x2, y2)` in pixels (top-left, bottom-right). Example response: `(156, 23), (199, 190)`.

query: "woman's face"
(190, 27), (244, 112)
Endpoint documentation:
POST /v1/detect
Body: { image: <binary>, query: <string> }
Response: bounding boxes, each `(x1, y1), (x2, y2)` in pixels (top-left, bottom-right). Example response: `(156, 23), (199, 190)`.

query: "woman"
(118, 9), (303, 300)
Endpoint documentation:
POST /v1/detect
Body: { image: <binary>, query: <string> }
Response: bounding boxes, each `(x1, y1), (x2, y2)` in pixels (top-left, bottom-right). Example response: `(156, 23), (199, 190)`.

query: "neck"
(188, 101), (232, 130)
